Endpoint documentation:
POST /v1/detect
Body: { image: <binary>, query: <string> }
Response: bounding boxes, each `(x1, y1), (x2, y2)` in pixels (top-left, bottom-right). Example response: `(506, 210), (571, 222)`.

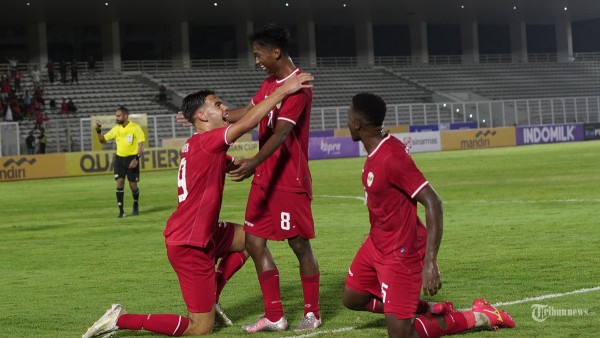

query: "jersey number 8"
(280, 212), (291, 230)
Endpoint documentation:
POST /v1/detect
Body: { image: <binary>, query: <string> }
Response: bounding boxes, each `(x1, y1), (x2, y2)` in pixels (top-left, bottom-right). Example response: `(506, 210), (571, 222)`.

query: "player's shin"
(117, 314), (189, 336)
(215, 251), (247, 302)
(413, 312), (475, 338)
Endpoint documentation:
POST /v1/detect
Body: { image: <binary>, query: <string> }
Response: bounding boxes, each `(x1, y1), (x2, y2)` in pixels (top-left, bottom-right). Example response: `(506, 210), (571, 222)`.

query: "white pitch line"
(492, 285), (600, 307)
(286, 286), (600, 338)
(314, 194), (600, 205)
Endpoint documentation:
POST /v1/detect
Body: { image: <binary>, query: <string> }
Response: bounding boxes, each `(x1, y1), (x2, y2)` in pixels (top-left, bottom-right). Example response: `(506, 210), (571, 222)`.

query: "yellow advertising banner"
(1, 142), (259, 182)
(227, 141), (259, 159)
(0, 153), (66, 181)
(65, 148), (181, 177)
(91, 114), (149, 151)
(441, 127), (516, 151)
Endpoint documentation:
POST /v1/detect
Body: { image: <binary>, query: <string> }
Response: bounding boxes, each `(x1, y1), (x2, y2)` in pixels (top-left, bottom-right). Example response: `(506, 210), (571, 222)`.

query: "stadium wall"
(0, 123), (591, 182)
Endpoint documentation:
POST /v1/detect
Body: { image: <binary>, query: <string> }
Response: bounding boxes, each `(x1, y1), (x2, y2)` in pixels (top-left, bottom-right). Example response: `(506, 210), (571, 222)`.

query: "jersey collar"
(368, 134), (391, 158)
(276, 68), (300, 84)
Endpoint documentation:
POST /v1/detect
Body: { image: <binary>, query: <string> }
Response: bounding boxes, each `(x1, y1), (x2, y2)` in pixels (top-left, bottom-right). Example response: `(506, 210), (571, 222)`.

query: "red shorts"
(244, 184), (314, 241)
(166, 221), (235, 313)
(345, 236), (424, 319)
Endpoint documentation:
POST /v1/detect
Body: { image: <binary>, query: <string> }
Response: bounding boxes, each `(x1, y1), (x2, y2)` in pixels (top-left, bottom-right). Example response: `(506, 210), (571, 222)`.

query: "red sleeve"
(201, 126), (231, 154)
(277, 90), (308, 125)
(385, 151), (429, 199)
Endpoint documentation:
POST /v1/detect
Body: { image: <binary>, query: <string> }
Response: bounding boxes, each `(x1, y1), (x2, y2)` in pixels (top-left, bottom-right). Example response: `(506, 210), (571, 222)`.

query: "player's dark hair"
(181, 90), (215, 123)
(249, 23), (290, 53)
(117, 106), (129, 115)
(351, 93), (387, 127)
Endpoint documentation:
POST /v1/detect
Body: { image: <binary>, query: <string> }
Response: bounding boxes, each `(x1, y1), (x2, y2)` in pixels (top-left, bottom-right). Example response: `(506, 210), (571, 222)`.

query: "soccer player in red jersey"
(341, 93), (515, 338)
(224, 23), (321, 333)
(82, 73), (313, 338)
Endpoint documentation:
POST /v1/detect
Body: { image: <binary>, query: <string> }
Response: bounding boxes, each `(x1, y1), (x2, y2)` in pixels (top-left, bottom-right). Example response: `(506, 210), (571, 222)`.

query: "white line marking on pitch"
(286, 286), (600, 338)
(314, 194), (600, 205)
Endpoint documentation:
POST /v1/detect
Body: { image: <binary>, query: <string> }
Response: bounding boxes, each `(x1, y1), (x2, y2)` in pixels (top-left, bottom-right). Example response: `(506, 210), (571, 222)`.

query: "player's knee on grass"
(385, 315), (415, 338)
(184, 311), (214, 336)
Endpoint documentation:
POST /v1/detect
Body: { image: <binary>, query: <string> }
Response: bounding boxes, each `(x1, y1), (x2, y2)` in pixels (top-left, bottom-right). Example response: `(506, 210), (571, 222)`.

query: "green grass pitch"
(1, 141), (599, 337)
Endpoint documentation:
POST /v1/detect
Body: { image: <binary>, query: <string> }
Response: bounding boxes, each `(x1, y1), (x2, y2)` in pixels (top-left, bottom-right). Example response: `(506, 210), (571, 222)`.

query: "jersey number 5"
(178, 158), (188, 203)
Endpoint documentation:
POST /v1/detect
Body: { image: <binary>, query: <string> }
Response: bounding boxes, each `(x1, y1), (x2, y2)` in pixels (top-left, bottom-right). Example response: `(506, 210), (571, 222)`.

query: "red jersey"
(164, 126), (232, 247)
(362, 134), (429, 257)
(251, 68), (312, 195)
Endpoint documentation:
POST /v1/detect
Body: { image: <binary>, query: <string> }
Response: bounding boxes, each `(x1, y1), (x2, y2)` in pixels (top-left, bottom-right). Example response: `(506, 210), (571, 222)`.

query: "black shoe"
(132, 203), (139, 216)
(118, 211), (125, 218)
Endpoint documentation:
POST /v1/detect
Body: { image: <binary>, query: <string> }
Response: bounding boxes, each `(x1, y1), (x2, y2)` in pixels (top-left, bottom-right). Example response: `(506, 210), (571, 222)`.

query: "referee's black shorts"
(113, 155), (140, 182)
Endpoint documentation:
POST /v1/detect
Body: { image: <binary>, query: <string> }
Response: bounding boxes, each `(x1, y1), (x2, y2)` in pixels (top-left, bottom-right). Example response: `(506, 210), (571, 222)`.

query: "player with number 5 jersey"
(82, 73), (313, 338)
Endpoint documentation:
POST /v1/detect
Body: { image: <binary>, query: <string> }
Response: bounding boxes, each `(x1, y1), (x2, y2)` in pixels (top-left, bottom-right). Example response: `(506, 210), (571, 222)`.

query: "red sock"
(367, 298), (384, 313)
(117, 314), (189, 336)
(258, 269), (284, 322)
(300, 274), (320, 318)
(215, 251), (247, 302)
(413, 312), (475, 338)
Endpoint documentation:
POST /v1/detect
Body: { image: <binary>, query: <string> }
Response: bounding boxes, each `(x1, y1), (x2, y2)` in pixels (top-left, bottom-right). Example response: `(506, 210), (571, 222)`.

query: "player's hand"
(129, 158), (138, 169)
(176, 111), (193, 127)
(226, 161), (241, 173)
(95, 121), (102, 133)
(281, 72), (313, 95)
(421, 259), (442, 296)
(228, 158), (257, 182)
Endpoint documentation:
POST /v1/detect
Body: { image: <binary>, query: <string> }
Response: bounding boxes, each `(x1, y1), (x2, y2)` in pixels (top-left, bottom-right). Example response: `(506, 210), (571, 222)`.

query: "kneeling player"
(82, 73), (313, 338)
(341, 93), (515, 338)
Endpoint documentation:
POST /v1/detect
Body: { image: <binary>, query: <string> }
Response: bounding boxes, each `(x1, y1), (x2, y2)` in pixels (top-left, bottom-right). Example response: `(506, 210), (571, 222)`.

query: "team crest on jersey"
(367, 172), (374, 187)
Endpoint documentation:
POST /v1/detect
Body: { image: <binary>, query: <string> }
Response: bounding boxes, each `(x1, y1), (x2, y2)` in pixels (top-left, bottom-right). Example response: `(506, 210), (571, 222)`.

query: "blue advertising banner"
(410, 124), (439, 132)
(516, 123), (584, 145)
(449, 122), (478, 130)
(308, 136), (359, 160)
(584, 123), (600, 140)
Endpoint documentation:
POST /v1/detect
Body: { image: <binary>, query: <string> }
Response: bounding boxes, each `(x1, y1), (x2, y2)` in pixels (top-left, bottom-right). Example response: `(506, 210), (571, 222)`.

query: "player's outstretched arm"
(224, 103), (253, 123)
(225, 73), (313, 145)
(415, 185), (443, 296)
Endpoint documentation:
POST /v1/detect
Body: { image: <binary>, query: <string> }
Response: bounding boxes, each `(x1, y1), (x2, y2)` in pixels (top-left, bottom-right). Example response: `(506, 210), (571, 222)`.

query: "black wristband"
(96, 129), (101, 134)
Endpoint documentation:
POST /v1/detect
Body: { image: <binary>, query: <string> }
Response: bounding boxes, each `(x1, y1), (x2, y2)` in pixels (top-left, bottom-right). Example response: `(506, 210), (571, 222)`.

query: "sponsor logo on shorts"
(244, 220), (255, 227)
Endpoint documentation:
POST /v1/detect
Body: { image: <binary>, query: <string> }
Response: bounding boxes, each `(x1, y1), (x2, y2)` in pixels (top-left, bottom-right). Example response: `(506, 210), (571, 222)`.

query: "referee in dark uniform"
(96, 106), (146, 218)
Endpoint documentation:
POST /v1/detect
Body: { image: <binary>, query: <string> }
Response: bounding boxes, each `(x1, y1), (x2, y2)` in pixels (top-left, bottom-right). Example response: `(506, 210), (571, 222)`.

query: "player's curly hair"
(181, 90), (215, 123)
(249, 23), (290, 53)
(351, 93), (387, 127)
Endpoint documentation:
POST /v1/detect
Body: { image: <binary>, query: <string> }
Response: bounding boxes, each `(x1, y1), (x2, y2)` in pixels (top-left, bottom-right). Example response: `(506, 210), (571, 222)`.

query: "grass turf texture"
(1, 141), (599, 337)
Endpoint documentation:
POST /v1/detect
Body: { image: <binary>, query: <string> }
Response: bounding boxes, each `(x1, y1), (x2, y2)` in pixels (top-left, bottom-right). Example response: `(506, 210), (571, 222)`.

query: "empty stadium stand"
(146, 67), (434, 108)
(4, 60), (600, 154)
(391, 62), (600, 100)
